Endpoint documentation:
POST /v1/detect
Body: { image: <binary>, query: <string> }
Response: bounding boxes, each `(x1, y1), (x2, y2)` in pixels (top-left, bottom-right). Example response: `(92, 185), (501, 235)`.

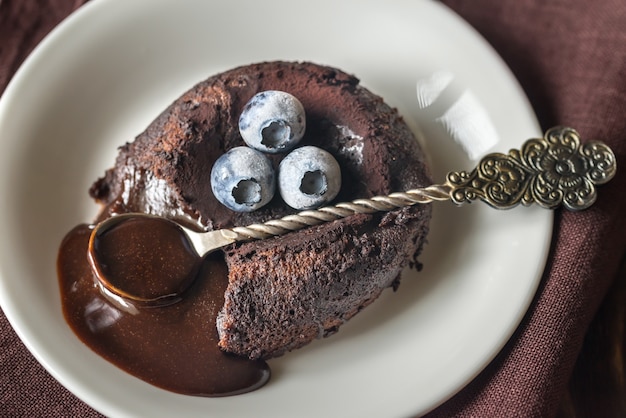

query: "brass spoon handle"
(226, 126), (616, 242)
(445, 126), (616, 210)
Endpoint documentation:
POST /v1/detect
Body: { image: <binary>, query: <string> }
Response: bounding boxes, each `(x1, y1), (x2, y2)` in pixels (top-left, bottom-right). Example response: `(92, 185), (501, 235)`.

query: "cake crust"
(90, 61), (432, 359)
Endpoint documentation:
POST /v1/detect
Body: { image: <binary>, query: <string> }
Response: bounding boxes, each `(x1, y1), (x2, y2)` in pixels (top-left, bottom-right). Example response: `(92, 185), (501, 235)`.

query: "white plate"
(0, 0), (550, 416)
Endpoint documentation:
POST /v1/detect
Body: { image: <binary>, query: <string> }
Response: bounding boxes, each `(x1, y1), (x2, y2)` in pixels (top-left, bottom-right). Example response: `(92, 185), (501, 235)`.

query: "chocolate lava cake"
(89, 61), (432, 360)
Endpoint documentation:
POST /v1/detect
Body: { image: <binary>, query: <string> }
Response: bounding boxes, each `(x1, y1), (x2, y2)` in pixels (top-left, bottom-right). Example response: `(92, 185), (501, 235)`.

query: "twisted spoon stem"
(228, 185), (452, 241)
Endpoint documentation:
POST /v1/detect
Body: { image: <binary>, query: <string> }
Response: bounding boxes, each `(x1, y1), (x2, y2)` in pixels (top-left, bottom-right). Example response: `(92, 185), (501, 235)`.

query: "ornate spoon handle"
(228, 126), (616, 241)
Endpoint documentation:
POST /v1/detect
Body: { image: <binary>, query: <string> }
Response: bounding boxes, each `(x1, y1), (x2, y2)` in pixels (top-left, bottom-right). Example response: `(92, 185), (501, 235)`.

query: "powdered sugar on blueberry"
(210, 147), (276, 212)
(278, 146), (341, 210)
(238, 91), (306, 154)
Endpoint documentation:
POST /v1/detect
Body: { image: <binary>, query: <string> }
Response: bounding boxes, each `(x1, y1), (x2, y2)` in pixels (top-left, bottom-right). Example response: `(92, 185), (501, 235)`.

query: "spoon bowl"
(87, 213), (219, 307)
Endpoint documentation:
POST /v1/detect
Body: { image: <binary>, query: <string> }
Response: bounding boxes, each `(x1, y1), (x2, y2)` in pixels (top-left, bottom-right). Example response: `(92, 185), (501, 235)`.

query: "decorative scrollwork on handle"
(446, 126), (617, 211)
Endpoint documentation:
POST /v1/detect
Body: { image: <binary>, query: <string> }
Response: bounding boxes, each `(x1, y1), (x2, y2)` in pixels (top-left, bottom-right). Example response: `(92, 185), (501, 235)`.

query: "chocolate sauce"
(57, 223), (270, 397)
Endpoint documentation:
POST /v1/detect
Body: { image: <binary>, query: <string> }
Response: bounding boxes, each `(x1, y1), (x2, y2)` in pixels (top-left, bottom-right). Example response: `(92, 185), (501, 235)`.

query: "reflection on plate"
(0, 0), (549, 416)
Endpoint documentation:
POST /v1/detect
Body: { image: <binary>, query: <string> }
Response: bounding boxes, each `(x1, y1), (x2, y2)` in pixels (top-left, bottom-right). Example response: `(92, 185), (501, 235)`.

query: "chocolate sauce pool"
(57, 221), (270, 396)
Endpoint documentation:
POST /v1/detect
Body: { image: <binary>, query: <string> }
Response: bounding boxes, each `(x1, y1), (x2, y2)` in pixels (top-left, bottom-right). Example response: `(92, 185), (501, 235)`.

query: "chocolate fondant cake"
(89, 61), (432, 359)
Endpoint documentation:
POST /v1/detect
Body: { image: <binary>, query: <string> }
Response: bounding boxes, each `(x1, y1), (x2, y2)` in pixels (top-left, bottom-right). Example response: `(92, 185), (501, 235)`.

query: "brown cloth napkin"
(1, 0), (624, 416)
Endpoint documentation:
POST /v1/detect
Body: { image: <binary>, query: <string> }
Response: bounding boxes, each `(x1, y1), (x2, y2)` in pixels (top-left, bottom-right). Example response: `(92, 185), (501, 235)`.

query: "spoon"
(88, 126), (616, 307)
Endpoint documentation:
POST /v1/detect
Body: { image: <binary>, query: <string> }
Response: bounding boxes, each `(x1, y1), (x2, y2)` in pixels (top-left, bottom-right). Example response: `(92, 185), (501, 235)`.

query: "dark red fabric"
(1, 1), (624, 417)
(428, 2), (626, 416)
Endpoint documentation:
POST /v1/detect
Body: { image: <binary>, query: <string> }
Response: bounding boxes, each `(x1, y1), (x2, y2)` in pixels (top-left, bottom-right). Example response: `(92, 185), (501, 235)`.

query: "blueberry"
(239, 90), (306, 154)
(211, 146), (275, 212)
(278, 146), (341, 210)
